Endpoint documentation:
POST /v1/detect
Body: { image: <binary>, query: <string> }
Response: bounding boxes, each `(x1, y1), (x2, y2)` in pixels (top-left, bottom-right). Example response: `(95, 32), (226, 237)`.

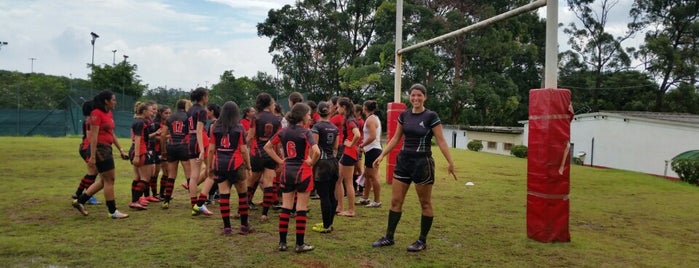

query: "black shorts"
(280, 163), (313, 193)
(313, 158), (338, 182)
(339, 153), (357, 166)
(79, 144), (90, 162)
(214, 167), (245, 185)
(129, 150), (153, 167)
(364, 148), (382, 168)
(167, 144), (189, 162)
(95, 144), (115, 173)
(251, 155), (277, 172)
(393, 152), (435, 185)
(146, 150), (161, 164)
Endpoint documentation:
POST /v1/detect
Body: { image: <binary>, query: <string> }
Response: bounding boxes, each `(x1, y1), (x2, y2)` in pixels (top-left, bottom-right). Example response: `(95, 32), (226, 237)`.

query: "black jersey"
(187, 103), (207, 154)
(398, 109), (441, 154)
(250, 110), (282, 157)
(270, 125), (316, 166)
(148, 118), (161, 151)
(131, 118), (150, 155)
(166, 110), (190, 145)
(211, 123), (247, 171)
(311, 121), (338, 160)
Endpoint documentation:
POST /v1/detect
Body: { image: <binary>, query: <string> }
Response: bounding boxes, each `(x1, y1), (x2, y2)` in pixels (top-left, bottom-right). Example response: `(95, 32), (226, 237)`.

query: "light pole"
(90, 32), (99, 96)
(122, 55), (128, 111)
(112, 50), (117, 65)
(29, 58), (36, 73)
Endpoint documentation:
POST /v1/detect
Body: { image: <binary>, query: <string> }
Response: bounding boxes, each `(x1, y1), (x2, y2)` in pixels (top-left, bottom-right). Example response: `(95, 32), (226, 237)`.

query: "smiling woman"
(370, 83), (458, 252)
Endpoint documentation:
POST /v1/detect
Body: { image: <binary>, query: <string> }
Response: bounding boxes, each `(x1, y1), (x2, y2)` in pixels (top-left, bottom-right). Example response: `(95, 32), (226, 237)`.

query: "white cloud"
(0, 0), (284, 90)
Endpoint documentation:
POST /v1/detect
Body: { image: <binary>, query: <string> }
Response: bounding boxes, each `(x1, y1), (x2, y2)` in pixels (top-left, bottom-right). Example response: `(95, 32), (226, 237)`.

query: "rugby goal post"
(389, 0), (571, 242)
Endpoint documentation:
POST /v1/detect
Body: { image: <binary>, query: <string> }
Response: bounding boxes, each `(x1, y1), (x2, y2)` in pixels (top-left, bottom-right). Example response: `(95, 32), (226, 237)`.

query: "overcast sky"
(0, 0), (638, 90)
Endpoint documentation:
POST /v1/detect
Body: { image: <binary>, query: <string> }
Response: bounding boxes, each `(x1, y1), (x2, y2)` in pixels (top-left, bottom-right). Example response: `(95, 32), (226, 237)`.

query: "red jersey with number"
(90, 109), (115, 145)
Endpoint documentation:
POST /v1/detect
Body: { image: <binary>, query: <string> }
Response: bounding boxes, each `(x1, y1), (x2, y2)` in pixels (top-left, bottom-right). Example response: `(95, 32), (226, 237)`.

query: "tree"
(142, 86), (190, 108)
(209, 70), (280, 109)
(630, 0), (699, 111)
(90, 61), (147, 98)
(257, 0), (382, 101)
(564, 0), (635, 111)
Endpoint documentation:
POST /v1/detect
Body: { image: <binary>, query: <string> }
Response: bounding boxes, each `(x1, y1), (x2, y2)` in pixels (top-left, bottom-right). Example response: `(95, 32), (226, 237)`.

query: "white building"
(522, 111), (699, 178)
(442, 125), (524, 156)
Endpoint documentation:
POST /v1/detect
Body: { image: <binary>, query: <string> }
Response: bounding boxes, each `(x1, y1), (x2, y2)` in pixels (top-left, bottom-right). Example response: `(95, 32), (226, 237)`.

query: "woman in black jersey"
(128, 101), (156, 210)
(310, 101), (339, 233)
(371, 83), (457, 252)
(187, 87), (213, 216)
(265, 103), (320, 253)
(153, 105), (171, 200)
(159, 99), (191, 208)
(207, 101), (253, 236)
(247, 93), (282, 222)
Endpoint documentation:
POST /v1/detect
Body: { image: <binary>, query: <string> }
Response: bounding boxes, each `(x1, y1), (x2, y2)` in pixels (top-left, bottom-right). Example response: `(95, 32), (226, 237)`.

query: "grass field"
(1, 136), (698, 267)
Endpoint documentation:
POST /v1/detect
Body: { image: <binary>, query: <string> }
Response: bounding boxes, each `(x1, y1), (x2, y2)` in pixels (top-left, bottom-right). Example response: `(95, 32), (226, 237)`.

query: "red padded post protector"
(527, 88), (573, 242)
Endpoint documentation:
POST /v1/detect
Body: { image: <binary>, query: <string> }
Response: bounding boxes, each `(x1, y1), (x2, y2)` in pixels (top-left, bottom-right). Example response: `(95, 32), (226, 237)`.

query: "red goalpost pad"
(526, 88), (573, 242)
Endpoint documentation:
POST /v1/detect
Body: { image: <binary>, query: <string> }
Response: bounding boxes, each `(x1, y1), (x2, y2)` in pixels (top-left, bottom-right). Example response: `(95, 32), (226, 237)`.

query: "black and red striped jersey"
(250, 110), (282, 156)
(269, 125), (316, 166)
(166, 110), (189, 145)
(210, 123), (247, 171)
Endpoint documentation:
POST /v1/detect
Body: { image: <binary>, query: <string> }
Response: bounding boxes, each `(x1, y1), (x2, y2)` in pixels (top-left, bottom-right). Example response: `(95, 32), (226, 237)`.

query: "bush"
(467, 140), (483, 152)
(671, 159), (699, 185)
(510, 145), (528, 158)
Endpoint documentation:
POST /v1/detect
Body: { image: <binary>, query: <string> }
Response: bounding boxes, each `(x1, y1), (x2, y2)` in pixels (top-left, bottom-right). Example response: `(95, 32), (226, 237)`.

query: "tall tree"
(257, 0), (382, 101)
(630, 0), (699, 111)
(564, 0), (635, 111)
(90, 61), (147, 98)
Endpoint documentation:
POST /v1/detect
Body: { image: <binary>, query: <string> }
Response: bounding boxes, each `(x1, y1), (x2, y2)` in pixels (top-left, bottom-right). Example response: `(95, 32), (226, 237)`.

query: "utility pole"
(29, 58), (37, 73)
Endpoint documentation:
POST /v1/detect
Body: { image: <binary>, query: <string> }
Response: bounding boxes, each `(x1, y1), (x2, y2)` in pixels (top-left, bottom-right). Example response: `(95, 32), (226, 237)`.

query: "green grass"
(1, 136), (698, 267)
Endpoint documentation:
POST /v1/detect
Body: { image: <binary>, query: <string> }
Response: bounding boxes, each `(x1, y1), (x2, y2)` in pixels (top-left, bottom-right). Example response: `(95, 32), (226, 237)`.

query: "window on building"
(504, 143), (513, 151)
(487, 141), (497, 149)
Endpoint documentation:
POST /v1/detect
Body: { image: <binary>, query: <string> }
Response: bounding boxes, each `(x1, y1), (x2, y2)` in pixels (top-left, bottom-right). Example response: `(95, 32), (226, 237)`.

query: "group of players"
(73, 88), (388, 252)
(71, 83), (456, 253)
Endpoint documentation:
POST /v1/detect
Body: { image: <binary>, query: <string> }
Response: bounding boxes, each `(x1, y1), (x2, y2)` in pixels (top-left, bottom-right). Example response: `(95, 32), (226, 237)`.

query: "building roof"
(573, 111), (699, 128)
(443, 125), (524, 134)
(598, 111), (699, 124)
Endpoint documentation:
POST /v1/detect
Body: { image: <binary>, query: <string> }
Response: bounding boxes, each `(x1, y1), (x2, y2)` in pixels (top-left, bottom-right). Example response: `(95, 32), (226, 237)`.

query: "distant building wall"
(522, 112), (699, 178)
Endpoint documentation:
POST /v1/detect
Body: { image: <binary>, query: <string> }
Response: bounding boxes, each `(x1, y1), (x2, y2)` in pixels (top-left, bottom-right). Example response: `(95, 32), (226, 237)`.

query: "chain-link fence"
(0, 87), (136, 137)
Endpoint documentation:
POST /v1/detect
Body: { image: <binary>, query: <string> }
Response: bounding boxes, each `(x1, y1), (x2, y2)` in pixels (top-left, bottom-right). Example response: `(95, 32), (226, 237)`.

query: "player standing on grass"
(187, 87), (214, 216)
(310, 101), (339, 233)
(71, 100), (101, 205)
(247, 93), (282, 222)
(265, 102), (319, 253)
(371, 83), (457, 252)
(72, 90), (130, 219)
(208, 101), (254, 236)
(160, 99), (191, 209)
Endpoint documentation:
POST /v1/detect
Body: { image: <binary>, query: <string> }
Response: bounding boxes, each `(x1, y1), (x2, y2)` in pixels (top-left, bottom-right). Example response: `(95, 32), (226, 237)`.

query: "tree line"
(1, 0), (696, 125)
